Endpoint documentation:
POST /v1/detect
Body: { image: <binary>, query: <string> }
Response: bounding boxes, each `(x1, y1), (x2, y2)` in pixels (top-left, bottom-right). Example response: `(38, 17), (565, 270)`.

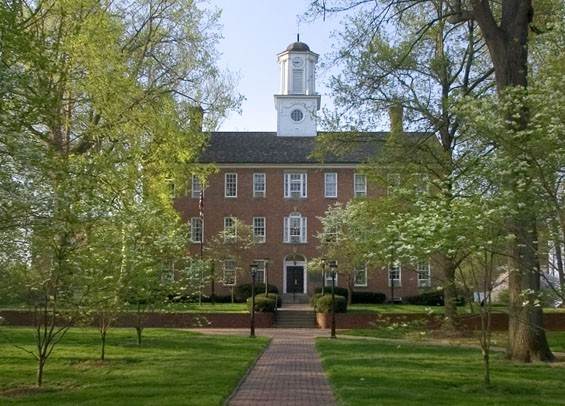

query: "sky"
(206, 0), (341, 132)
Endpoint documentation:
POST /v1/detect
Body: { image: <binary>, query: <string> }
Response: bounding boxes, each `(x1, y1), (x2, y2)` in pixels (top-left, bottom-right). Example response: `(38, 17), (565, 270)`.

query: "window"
(223, 217), (237, 244)
(324, 262), (338, 287)
(324, 224), (338, 243)
(325, 173), (338, 198)
(387, 173), (400, 196)
(283, 212), (307, 243)
(223, 260), (236, 286)
(291, 109), (304, 122)
(253, 217), (266, 243)
(254, 259), (266, 284)
(253, 173), (266, 198)
(417, 261), (431, 287)
(388, 262), (401, 287)
(191, 175), (202, 198)
(190, 218), (203, 243)
(161, 259), (175, 281)
(354, 174), (367, 197)
(284, 173), (307, 198)
(292, 69), (304, 93)
(225, 173), (237, 197)
(354, 265), (367, 287)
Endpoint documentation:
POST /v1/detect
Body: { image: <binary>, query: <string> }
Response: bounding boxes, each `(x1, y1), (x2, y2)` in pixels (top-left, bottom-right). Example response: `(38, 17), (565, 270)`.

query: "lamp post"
(329, 260), (338, 339)
(321, 258), (326, 296)
(263, 258), (269, 296)
(250, 262), (258, 338)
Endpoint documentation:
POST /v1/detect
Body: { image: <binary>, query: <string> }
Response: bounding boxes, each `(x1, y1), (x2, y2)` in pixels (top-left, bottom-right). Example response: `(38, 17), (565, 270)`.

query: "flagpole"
(199, 191), (204, 306)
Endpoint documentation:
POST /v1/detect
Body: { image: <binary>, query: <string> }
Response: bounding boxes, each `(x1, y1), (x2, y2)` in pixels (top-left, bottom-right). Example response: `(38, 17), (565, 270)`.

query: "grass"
(347, 303), (512, 314)
(0, 327), (268, 405)
(317, 334), (565, 406)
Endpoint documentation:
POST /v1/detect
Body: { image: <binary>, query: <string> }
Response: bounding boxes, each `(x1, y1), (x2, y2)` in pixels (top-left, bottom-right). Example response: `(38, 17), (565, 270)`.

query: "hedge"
(315, 294), (347, 313)
(235, 283), (279, 302)
(246, 294), (277, 313)
(404, 289), (466, 306)
(352, 291), (386, 304)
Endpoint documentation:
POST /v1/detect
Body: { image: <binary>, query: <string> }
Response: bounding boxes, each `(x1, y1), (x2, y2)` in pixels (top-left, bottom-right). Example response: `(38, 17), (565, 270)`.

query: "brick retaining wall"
(3, 310), (564, 331)
(316, 312), (565, 331)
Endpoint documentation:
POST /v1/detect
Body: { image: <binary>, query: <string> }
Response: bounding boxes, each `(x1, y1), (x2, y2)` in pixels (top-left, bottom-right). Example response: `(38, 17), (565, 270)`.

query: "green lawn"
(317, 335), (565, 406)
(347, 303), (511, 314)
(0, 327), (268, 405)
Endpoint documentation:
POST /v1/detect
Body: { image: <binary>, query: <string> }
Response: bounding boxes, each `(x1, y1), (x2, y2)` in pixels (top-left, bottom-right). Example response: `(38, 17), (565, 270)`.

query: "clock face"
(292, 57), (303, 68)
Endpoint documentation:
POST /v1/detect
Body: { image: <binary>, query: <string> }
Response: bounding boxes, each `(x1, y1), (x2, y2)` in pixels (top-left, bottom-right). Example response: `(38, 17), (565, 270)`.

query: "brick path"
(224, 329), (337, 406)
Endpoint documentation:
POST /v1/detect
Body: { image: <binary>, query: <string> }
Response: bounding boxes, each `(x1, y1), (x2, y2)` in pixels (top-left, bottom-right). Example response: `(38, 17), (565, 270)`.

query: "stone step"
(281, 293), (310, 305)
(276, 309), (317, 328)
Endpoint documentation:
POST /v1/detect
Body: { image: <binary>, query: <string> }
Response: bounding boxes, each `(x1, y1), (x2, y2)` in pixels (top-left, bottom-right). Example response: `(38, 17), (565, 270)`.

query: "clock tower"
(274, 38), (321, 137)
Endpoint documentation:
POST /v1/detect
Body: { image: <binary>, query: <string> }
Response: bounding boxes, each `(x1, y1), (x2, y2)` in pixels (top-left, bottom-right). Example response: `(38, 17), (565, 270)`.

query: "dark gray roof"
(198, 132), (388, 164)
(286, 41), (310, 52)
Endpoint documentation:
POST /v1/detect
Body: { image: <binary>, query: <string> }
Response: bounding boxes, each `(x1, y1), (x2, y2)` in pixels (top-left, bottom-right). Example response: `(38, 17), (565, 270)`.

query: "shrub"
(247, 294), (277, 313)
(315, 294), (347, 313)
(313, 286), (349, 298)
(351, 291), (387, 304)
(235, 283), (278, 302)
(404, 289), (466, 306)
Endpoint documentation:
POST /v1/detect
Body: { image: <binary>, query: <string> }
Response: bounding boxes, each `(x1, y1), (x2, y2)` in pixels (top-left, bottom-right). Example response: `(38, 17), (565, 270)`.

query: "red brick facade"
(175, 164), (430, 299)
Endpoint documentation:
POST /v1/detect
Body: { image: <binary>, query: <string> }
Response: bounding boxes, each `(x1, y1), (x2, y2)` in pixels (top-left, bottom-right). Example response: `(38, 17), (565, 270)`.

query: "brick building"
(174, 40), (431, 300)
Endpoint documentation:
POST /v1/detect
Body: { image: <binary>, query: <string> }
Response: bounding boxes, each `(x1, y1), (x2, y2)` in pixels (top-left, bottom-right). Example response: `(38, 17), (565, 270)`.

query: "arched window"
(283, 212), (307, 243)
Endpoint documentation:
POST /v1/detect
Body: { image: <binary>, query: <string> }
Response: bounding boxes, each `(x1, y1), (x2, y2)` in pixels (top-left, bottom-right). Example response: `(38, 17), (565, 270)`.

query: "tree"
(205, 219), (259, 302)
(0, 0), (240, 384)
(310, 0), (495, 328)
(308, 0), (558, 362)
(317, 203), (368, 304)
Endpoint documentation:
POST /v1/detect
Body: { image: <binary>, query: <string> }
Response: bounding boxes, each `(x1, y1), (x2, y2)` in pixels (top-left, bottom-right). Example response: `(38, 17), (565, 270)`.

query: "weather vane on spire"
(297, 15), (300, 42)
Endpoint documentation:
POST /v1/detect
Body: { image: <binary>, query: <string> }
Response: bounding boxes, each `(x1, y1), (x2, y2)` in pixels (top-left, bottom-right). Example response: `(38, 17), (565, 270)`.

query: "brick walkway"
(224, 329), (337, 406)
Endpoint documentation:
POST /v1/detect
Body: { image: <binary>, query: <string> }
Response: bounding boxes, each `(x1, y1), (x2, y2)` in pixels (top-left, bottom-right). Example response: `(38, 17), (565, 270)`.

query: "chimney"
(389, 103), (404, 136)
(189, 105), (204, 132)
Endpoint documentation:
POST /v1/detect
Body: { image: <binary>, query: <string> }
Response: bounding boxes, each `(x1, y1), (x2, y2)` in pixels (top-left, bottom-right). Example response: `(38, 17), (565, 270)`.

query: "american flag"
(199, 191), (204, 218)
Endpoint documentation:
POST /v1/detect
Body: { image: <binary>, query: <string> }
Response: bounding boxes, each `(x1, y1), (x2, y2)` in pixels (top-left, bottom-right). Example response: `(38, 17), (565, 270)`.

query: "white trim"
(283, 258), (307, 294)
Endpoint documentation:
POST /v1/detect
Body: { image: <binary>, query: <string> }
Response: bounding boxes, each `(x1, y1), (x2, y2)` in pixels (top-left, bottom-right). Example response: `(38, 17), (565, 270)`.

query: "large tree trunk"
(467, 0), (554, 362)
(507, 209), (554, 362)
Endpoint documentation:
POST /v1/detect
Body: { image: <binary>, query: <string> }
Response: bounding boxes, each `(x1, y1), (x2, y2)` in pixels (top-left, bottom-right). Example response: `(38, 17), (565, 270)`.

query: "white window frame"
(253, 217), (266, 243)
(191, 175), (202, 198)
(388, 262), (402, 287)
(417, 261), (431, 287)
(223, 217), (237, 244)
(223, 260), (236, 286)
(283, 212), (307, 243)
(190, 217), (203, 243)
(284, 173), (307, 198)
(324, 268), (338, 287)
(354, 265), (368, 287)
(225, 173), (237, 198)
(324, 172), (338, 198)
(254, 259), (266, 284)
(354, 173), (367, 197)
(253, 173), (266, 198)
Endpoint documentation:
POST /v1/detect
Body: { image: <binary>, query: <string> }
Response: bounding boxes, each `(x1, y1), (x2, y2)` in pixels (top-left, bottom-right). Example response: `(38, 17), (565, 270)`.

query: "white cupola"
(274, 38), (321, 137)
